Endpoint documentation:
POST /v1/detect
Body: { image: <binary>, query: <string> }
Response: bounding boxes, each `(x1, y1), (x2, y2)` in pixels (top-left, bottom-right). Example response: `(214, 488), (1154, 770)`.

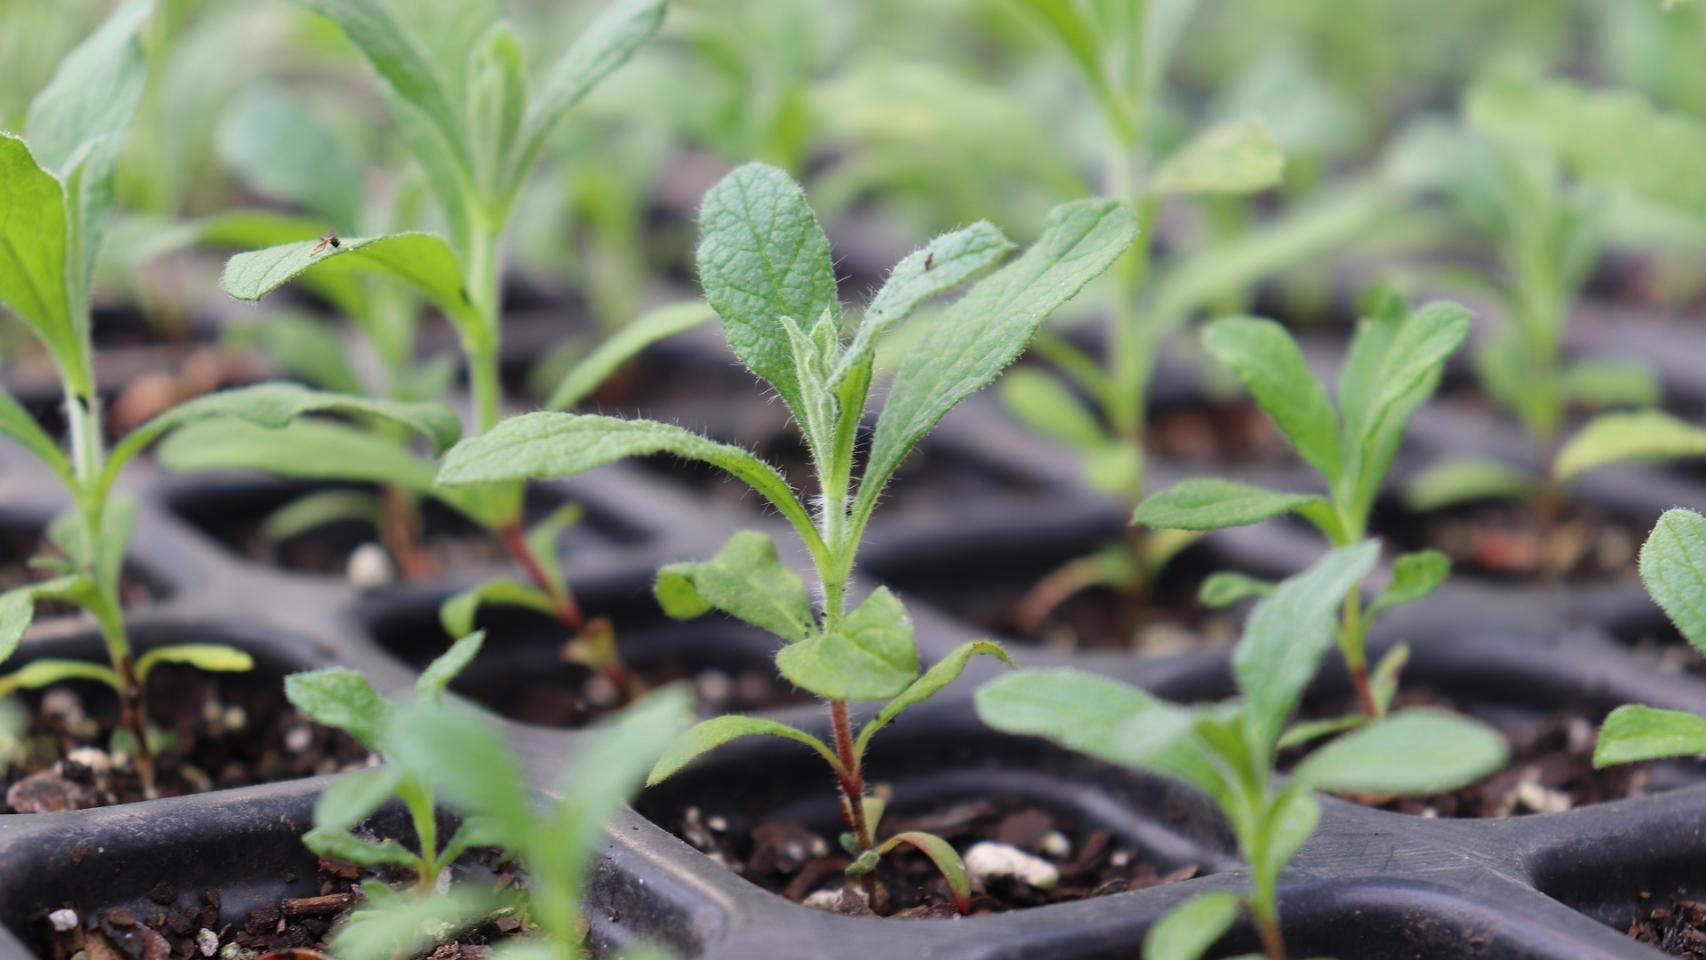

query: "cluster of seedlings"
(4, 1), (1706, 960)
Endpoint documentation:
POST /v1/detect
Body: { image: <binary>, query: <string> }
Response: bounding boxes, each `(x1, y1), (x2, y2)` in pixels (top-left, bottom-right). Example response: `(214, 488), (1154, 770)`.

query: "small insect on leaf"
(309, 232), (341, 256)
(924, 252), (934, 270)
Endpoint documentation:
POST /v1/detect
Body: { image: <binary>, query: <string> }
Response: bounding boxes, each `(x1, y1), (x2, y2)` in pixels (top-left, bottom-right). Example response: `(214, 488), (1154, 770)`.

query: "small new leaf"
(1638, 509), (1706, 652)
(775, 588), (917, 701)
(1133, 478), (1328, 532)
(654, 531), (813, 642)
(1595, 705), (1706, 767)
(1293, 708), (1508, 795)
(1151, 117), (1285, 196)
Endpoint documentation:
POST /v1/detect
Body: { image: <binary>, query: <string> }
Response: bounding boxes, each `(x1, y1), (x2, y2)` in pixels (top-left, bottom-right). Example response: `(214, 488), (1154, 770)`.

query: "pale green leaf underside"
(648, 714), (837, 785)
(1640, 508), (1706, 653)
(1133, 478), (1326, 531)
(1555, 411), (1706, 481)
(974, 669), (1197, 771)
(1295, 708), (1508, 795)
(775, 587), (917, 701)
(1595, 704), (1706, 767)
(221, 232), (476, 329)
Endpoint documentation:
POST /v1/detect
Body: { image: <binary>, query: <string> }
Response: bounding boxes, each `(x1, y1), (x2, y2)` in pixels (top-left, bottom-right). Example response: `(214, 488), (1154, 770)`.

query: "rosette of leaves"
(0, 0), (461, 793)
(434, 162), (1137, 912)
(1133, 294), (1470, 721)
(977, 543), (1508, 960)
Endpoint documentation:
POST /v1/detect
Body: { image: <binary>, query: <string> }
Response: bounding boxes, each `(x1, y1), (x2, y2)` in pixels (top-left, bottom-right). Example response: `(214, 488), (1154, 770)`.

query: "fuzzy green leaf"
(1151, 117), (1285, 196)
(1368, 550), (1449, 617)
(1639, 508), (1706, 652)
(417, 631), (485, 704)
(857, 640), (1015, 756)
(860, 198), (1137, 515)
(696, 163), (839, 420)
(1202, 316), (1339, 481)
(776, 588), (917, 701)
(648, 714), (839, 786)
(1595, 705), (1706, 767)
(1143, 891), (1240, 960)
(221, 232), (477, 331)
(330, 886), (505, 960)
(285, 667), (394, 752)
(435, 414), (818, 549)
(1133, 478), (1329, 532)
(1294, 708), (1508, 795)
(974, 669), (1199, 770)
(1342, 301), (1470, 518)
(655, 531), (813, 642)
(385, 704), (532, 849)
(999, 367), (1108, 451)
(1236, 542), (1379, 758)
(1555, 411), (1706, 481)
(440, 580), (556, 639)
(546, 302), (714, 411)
(834, 221), (1015, 388)
(134, 644), (254, 683)
(1263, 786), (1321, 882)
(303, 767), (419, 869)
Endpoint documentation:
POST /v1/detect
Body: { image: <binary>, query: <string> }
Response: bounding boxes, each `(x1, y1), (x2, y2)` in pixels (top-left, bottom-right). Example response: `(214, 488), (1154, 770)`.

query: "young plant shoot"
(0, 0), (459, 794)
(1397, 70), (1667, 513)
(1132, 294), (1471, 719)
(1448, 72), (1706, 491)
(1595, 509), (1706, 772)
(977, 543), (1508, 960)
(330, 683), (692, 960)
(997, 0), (1392, 629)
(434, 162), (1138, 913)
(283, 632), (496, 895)
(159, 0), (701, 698)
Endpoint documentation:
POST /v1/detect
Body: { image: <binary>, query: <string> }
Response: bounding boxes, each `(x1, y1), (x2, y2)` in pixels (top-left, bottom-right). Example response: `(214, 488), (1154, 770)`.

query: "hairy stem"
(830, 699), (880, 908)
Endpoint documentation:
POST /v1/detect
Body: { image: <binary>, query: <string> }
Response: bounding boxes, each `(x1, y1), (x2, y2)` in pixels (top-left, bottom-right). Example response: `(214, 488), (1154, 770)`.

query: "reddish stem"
(829, 699), (882, 909)
(498, 521), (583, 632)
(118, 654), (157, 796)
(379, 486), (437, 581)
(1349, 661), (1378, 718)
(1257, 913), (1287, 960)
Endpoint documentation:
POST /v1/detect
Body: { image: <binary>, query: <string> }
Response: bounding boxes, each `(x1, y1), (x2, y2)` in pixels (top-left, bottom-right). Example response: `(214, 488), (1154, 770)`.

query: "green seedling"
(433, 162), (1136, 913)
(995, 0), (1391, 631)
(977, 543), (1508, 960)
(328, 683), (691, 960)
(0, 1), (457, 794)
(1132, 295), (1471, 720)
(1441, 73), (1706, 489)
(284, 632), (496, 894)
(1595, 509), (1706, 771)
(1397, 71), (1673, 513)
(160, 0), (707, 697)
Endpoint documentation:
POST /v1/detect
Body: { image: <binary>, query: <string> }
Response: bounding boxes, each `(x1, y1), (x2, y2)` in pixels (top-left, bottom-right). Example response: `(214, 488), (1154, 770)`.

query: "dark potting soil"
(494, 657), (808, 729)
(1385, 498), (1644, 585)
(662, 795), (1195, 918)
(2, 667), (369, 814)
(1629, 891), (1706, 958)
(32, 852), (526, 960)
(1145, 398), (1290, 466)
(1293, 686), (1662, 819)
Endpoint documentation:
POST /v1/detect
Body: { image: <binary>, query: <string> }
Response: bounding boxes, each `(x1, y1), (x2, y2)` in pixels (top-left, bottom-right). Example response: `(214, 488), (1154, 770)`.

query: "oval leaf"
(1293, 708), (1508, 796)
(1133, 478), (1327, 531)
(1555, 411), (1706, 482)
(1595, 704), (1706, 767)
(1640, 509), (1706, 653)
(776, 588), (917, 701)
(654, 530), (814, 642)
